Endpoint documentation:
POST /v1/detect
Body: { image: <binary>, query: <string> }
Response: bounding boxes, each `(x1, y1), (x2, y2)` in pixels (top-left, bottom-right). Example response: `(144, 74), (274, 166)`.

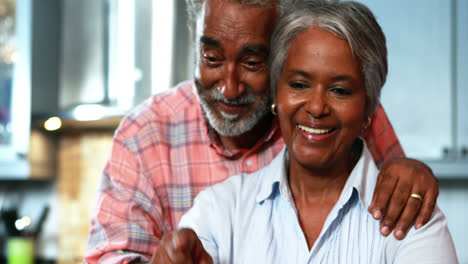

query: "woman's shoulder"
(383, 205), (458, 263)
(178, 169), (267, 239)
(195, 169), (267, 209)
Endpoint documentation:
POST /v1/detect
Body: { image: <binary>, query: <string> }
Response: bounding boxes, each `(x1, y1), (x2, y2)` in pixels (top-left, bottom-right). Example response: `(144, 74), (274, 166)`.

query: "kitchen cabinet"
(1, 0), (62, 180)
(358, 0), (468, 178)
(0, 0), (32, 179)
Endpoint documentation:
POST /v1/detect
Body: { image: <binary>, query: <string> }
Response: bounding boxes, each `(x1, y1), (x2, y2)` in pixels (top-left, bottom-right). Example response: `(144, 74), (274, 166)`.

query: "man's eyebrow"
(200, 35), (221, 47)
(242, 44), (268, 55)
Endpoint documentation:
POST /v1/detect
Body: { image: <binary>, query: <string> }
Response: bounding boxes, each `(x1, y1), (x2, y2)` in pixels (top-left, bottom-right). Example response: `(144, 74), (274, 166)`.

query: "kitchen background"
(0, 0), (467, 263)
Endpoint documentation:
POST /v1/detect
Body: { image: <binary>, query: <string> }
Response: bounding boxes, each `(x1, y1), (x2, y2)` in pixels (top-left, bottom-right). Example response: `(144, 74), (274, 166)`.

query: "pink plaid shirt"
(84, 80), (404, 263)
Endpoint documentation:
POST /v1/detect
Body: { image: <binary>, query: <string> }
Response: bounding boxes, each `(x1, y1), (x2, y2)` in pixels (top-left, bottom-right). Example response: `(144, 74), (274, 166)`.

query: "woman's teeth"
(297, 124), (333, 135)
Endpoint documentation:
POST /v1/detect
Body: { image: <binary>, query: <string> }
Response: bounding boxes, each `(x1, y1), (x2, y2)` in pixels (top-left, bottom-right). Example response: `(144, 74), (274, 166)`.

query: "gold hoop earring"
(271, 104), (277, 116)
(363, 116), (372, 130)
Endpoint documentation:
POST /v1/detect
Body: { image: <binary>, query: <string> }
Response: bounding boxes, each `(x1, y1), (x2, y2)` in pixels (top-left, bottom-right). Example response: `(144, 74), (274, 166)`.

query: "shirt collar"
(336, 140), (380, 211)
(255, 146), (288, 203)
(255, 139), (380, 211)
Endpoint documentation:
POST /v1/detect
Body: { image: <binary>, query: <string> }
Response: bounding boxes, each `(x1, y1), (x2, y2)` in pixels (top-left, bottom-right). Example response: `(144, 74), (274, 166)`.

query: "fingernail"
(373, 209), (382, 220)
(395, 229), (403, 238)
(172, 235), (182, 248)
(381, 226), (390, 236)
(415, 223), (422, 230)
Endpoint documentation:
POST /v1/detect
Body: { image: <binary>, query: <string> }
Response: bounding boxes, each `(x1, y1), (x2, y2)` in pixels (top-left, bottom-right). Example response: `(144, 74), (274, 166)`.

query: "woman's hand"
(368, 158), (439, 240)
(151, 228), (213, 264)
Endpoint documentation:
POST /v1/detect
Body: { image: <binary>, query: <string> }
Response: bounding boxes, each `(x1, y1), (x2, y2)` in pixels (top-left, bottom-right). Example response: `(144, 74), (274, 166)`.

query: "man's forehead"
(196, 0), (277, 39)
(205, 0), (277, 8)
(200, 35), (269, 55)
(200, 0), (277, 23)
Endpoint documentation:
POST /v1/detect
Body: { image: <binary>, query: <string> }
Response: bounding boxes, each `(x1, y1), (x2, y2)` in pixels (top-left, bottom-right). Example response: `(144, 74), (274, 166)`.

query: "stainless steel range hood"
(59, 0), (108, 110)
(58, 0), (119, 121)
(57, 0), (154, 121)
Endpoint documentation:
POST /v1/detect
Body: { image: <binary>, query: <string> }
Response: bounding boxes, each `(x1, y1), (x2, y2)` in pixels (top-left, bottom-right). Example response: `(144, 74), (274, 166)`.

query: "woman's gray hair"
(270, 0), (387, 115)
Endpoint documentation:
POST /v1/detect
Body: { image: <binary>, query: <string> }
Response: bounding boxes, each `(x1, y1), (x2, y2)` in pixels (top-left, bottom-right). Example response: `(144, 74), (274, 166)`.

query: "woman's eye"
(329, 87), (351, 96)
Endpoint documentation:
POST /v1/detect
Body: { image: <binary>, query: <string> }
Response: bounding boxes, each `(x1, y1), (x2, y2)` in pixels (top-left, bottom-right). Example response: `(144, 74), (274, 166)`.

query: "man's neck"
(218, 114), (274, 151)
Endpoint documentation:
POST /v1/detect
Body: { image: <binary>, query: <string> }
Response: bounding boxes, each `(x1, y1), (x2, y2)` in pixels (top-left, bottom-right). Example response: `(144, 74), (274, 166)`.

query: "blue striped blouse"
(179, 144), (458, 263)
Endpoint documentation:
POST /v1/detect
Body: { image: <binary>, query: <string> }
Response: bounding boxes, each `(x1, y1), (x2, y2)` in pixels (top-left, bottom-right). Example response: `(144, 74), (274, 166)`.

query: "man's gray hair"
(269, 0), (387, 115)
(186, 0), (273, 22)
(185, 0), (290, 37)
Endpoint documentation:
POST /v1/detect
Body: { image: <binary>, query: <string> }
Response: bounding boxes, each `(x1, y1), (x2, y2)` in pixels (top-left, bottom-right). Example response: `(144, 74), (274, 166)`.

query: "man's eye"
(247, 61), (258, 67)
(202, 53), (222, 66)
(205, 56), (218, 63)
(243, 61), (263, 71)
(288, 82), (308, 89)
(242, 57), (265, 71)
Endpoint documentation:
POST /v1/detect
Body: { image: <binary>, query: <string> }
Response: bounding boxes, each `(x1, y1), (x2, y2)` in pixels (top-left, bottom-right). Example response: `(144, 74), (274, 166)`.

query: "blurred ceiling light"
(44, 116), (62, 131)
(0, 45), (16, 64)
(72, 104), (109, 121)
(9, 50), (18, 63)
(15, 216), (32, 231)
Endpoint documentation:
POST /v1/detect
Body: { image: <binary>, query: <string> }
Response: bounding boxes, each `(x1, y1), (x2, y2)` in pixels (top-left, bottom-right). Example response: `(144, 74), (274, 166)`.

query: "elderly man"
(84, 0), (439, 263)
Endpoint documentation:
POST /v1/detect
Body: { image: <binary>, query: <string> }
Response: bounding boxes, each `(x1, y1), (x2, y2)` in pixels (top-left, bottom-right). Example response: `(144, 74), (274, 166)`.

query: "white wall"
(439, 181), (468, 263)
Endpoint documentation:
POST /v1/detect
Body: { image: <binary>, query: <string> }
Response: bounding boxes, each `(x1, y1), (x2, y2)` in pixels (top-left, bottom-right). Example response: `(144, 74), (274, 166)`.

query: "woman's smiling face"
(276, 27), (367, 171)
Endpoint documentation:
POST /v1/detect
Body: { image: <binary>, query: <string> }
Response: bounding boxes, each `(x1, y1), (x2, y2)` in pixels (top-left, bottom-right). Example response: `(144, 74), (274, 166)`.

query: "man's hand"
(369, 158), (439, 240)
(151, 228), (213, 264)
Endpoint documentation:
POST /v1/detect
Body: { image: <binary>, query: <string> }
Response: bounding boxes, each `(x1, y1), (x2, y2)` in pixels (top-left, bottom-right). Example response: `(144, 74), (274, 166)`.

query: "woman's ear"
(362, 116), (372, 131)
(271, 103), (278, 116)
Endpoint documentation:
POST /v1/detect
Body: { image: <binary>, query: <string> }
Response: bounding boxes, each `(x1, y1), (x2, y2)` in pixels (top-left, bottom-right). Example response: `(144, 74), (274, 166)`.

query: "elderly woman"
(153, 1), (458, 263)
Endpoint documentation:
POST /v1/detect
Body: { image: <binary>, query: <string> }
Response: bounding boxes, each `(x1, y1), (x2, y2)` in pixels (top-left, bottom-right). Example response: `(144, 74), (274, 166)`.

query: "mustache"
(205, 85), (256, 106)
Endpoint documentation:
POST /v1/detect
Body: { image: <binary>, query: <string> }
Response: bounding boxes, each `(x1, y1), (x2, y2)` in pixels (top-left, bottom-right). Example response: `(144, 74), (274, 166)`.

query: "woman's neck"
(288, 139), (363, 202)
(287, 139), (363, 250)
(288, 155), (353, 203)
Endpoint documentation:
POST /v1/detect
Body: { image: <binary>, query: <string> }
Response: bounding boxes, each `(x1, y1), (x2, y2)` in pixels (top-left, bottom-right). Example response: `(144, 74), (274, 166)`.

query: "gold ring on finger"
(409, 193), (423, 201)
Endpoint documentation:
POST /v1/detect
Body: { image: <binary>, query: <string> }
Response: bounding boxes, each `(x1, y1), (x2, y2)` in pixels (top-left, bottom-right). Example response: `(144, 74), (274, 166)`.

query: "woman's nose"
(305, 88), (330, 118)
(217, 65), (245, 99)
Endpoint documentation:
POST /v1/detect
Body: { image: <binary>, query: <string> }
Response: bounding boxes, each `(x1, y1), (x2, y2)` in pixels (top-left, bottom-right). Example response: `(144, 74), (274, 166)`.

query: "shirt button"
(246, 160), (253, 166)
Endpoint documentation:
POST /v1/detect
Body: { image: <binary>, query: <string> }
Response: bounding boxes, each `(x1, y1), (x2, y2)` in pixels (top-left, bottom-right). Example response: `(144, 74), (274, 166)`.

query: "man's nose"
(305, 88), (330, 118)
(217, 65), (245, 99)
